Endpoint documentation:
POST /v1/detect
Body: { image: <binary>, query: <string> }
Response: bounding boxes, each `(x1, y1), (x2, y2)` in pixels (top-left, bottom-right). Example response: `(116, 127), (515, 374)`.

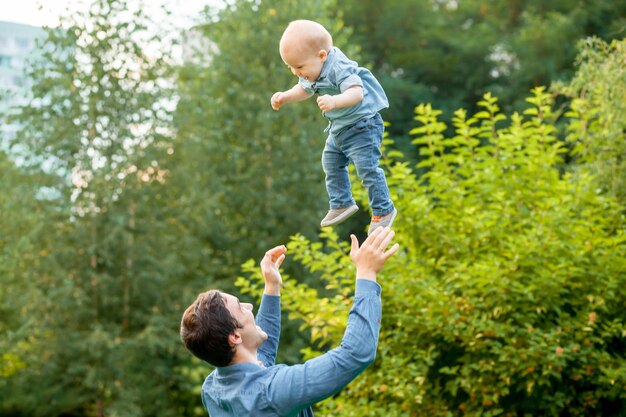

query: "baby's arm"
(317, 86), (363, 113)
(271, 85), (312, 111)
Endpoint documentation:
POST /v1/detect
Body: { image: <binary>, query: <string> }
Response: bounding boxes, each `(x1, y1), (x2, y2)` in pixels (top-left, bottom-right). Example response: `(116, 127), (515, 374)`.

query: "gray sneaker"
(320, 205), (359, 227)
(368, 208), (398, 235)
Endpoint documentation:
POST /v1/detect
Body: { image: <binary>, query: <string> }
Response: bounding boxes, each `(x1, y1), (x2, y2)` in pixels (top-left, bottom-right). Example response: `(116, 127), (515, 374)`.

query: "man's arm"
(271, 84), (312, 111)
(256, 245), (286, 366)
(265, 228), (398, 415)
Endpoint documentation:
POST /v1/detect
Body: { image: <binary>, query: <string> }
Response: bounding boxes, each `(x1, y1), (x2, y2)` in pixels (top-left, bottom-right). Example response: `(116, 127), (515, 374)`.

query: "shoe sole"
(368, 208), (398, 235)
(320, 205), (359, 227)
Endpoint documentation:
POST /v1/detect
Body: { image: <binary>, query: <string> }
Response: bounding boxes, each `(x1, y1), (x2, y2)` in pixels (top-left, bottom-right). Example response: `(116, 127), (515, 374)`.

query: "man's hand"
(350, 227), (398, 281)
(261, 245), (287, 295)
(317, 95), (337, 112)
(271, 92), (285, 111)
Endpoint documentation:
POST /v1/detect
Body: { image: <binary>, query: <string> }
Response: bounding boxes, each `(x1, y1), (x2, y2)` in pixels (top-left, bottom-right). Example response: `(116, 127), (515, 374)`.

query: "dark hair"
(180, 290), (240, 367)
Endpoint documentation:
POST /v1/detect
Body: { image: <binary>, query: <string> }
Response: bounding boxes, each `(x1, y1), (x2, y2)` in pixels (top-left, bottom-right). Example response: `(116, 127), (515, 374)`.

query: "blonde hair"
(280, 20), (333, 54)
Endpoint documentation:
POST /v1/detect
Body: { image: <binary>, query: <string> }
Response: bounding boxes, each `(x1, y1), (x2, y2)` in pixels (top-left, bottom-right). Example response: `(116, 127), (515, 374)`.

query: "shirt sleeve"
(256, 294), (281, 367)
(298, 77), (316, 95)
(265, 280), (382, 415)
(331, 58), (364, 93)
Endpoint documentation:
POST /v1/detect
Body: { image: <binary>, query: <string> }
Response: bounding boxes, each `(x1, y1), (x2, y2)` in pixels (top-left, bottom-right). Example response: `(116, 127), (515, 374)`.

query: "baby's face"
(280, 44), (327, 82)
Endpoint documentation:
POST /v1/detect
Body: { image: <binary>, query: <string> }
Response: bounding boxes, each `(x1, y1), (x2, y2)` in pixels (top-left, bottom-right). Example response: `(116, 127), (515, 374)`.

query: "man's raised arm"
(256, 245), (287, 366)
(266, 228), (398, 415)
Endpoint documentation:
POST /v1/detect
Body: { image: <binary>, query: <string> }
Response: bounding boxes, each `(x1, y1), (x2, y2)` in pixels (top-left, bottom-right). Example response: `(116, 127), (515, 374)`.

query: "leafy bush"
(239, 87), (626, 416)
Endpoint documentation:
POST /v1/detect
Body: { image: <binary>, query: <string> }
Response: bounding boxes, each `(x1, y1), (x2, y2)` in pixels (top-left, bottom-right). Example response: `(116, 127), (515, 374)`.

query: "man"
(180, 227), (398, 416)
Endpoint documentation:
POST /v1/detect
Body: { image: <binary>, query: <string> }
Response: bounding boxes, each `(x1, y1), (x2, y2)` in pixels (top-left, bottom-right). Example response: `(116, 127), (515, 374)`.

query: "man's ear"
(319, 49), (328, 62)
(228, 331), (242, 346)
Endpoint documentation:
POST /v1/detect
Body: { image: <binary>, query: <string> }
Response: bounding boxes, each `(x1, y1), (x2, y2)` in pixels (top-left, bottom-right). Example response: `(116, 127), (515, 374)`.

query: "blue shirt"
(299, 47), (389, 135)
(200, 279), (382, 417)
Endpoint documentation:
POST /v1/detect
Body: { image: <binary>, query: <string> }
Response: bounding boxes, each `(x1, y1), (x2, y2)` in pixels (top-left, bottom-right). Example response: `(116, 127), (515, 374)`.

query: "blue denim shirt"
(299, 47), (389, 135)
(200, 279), (382, 417)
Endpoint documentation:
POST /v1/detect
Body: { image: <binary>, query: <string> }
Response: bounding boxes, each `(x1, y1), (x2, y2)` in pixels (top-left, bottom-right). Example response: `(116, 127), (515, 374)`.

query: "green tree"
(240, 87), (626, 416)
(1, 1), (199, 415)
(174, 0), (348, 269)
(554, 37), (626, 205)
(0, 151), (49, 384)
(173, 0), (353, 365)
(337, 0), (626, 160)
(0, 78), (50, 404)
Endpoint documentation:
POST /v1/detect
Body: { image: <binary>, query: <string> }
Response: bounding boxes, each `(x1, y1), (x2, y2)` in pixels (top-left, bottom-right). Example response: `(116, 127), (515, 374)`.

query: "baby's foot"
(320, 205), (359, 227)
(368, 208), (398, 235)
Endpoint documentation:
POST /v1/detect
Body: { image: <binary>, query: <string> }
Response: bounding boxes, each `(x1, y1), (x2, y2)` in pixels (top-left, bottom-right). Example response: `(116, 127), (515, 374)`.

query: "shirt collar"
(317, 47), (337, 82)
(216, 362), (262, 375)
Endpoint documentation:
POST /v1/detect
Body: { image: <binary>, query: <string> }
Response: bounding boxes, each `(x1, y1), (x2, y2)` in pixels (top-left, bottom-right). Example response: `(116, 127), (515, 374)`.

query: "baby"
(271, 20), (397, 235)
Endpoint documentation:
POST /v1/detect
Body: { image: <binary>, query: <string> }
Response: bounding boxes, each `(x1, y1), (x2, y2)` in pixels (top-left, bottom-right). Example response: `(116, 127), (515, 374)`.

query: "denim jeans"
(322, 113), (394, 216)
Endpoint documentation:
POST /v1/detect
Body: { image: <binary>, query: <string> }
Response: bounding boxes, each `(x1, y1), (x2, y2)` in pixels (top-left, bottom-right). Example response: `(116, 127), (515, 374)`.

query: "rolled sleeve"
(338, 74), (363, 93)
(331, 61), (363, 93)
(265, 279), (382, 415)
(355, 278), (382, 296)
(256, 294), (281, 366)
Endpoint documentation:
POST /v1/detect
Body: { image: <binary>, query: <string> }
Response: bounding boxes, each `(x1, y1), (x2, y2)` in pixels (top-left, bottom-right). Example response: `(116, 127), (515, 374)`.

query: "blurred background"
(1, 0), (625, 416)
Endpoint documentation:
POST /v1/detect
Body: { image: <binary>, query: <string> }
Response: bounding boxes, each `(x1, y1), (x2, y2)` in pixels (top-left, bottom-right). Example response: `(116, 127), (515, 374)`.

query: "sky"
(0, 0), (214, 29)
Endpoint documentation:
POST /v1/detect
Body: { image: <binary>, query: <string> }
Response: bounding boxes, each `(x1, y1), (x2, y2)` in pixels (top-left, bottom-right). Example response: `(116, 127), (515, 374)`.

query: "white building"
(0, 21), (45, 142)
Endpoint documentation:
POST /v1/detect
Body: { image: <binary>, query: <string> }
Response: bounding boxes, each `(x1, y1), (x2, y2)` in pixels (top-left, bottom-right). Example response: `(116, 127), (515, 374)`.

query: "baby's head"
(279, 20), (333, 82)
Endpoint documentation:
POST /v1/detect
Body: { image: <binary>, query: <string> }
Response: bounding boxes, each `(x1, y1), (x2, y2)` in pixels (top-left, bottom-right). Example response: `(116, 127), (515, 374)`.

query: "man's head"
(180, 290), (267, 367)
(279, 20), (333, 82)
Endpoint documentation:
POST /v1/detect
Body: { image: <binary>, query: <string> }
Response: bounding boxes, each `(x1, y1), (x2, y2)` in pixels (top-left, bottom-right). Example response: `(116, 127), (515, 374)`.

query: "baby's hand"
(317, 95), (336, 112)
(271, 92), (284, 111)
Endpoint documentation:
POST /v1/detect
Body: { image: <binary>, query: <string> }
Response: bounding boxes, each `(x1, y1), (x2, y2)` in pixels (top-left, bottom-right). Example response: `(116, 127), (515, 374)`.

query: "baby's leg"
(343, 115), (394, 217)
(322, 134), (356, 209)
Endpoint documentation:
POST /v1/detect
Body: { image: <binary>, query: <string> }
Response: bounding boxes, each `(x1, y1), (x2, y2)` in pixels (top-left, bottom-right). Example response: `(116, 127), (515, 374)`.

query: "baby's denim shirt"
(299, 47), (388, 135)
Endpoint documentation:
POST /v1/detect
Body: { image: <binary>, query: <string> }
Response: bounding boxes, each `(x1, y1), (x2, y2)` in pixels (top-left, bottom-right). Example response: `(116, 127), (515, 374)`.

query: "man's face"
(222, 293), (268, 349)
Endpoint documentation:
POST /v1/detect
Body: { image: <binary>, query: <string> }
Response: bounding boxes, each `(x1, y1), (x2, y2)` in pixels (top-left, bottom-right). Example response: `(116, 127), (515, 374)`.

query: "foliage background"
(0, 0), (624, 416)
